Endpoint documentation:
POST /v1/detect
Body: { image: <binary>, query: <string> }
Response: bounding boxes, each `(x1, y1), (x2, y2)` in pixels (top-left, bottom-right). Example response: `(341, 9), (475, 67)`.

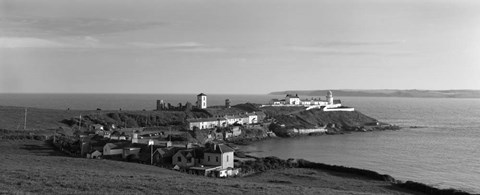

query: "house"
(91, 124), (104, 131)
(109, 131), (121, 140)
(103, 142), (128, 156)
(187, 112), (260, 130)
(246, 113), (258, 124)
(203, 144), (234, 169)
(86, 150), (102, 159)
(286, 94), (301, 105)
(152, 147), (178, 166)
(187, 117), (227, 130)
(122, 147), (141, 160)
(172, 149), (196, 168)
(270, 99), (285, 105)
(231, 126), (241, 137)
(225, 115), (244, 125)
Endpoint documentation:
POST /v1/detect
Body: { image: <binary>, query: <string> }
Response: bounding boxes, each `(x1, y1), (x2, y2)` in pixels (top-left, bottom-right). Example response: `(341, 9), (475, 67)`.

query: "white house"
(286, 94), (301, 105)
(187, 112), (259, 130)
(246, 113), (258, 124)
(203, 144), (234, 169)
(187, 117), (227, 130)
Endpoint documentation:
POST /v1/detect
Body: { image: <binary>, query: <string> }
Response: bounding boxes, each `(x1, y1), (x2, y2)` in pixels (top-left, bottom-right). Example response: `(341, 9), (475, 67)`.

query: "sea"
(1, 93), (479, 193)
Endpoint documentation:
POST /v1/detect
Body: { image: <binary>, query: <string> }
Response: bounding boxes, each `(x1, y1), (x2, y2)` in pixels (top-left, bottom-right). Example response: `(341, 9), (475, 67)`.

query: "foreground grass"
(0, 140), (419, 195)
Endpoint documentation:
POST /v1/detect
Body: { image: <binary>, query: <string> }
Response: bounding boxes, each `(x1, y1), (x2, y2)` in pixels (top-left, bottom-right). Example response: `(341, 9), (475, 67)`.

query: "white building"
(265, 91), (353, 111)
(286, 94), (301, 105)
(326, 91), (333, 105)
(269, 93), (331, 107)
(187, 112), (258, 130)
(203, 144), (234, 169)
(196, 93), (207, 109)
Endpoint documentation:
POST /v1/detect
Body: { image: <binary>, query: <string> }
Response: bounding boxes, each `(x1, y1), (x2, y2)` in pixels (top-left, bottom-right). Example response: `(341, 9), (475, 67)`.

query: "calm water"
(1, 94), (479, 193)
(241, 97), (480, 194)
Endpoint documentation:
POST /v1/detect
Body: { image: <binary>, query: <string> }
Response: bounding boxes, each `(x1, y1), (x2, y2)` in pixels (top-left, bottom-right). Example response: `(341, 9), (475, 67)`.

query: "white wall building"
(187, 112), (258, 130)
(286, 94), (301, 105)
(265, 91), (354, 111)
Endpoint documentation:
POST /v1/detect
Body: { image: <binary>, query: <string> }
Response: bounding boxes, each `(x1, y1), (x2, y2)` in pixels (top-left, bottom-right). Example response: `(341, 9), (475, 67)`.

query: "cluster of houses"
(265, 91), (355, 111)
(53, 131), (240, 178)
(187, 112), (260, 130)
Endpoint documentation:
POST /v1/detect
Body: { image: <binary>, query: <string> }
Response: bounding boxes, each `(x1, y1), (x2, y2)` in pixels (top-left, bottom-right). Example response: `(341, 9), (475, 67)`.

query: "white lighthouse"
(196, 93), (207, 109)
(326, 91), (333, 105)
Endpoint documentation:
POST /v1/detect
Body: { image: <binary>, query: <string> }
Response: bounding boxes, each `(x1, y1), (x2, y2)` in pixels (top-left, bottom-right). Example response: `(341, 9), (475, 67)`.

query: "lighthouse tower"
(196, 93), (207, 109)
(326, 91), (333, 105)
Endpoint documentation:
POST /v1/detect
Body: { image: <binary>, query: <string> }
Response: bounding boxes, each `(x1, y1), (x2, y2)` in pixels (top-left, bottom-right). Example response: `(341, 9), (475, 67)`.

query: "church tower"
(196, 93), (207, 109)
(326, 91), (333, 105)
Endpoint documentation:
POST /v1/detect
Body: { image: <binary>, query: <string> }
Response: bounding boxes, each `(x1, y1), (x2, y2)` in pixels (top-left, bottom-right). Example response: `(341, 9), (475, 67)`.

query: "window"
(177, 156), (181, 162)
(216, 156), (219, 162)
(208, 156), (211, 162)
(227, 155), (229, 162)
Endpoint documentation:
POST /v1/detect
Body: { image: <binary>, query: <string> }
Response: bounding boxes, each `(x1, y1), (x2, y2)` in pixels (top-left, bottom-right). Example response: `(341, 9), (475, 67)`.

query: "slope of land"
(0, 106), (211, 131)
(262, 107), (379, 129)
(269, 89), (480, 98)
(0, 139), (419, 195)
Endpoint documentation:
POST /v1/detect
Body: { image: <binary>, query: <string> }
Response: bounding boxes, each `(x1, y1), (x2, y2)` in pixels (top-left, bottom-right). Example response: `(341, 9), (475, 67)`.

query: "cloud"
(0, 16), (163, 37)
(0, 36), (107, 48)
(127, 41), (225, 52)
(312, 40), (406, 47)
(0, 37), (66, 48)
(286, 40), (411, 56)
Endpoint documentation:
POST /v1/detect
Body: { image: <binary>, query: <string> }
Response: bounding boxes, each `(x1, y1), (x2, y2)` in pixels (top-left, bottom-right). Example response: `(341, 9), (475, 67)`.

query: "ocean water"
(241, 97), (480, 194)
(1, 94), (479, 193)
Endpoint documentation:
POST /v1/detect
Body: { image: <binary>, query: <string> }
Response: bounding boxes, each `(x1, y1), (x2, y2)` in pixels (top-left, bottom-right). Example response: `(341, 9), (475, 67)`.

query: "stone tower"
(156, 100), (165, 110)
(196, 93), (207, 109)
(326, 91), (333, 105)
(225, 99), (231, 108)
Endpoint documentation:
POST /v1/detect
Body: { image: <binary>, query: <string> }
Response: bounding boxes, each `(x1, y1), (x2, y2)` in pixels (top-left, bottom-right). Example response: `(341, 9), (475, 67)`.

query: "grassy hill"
(0, 139), (418, 194)
(261, 107), (378, 129)
(0, 106), (211, 131)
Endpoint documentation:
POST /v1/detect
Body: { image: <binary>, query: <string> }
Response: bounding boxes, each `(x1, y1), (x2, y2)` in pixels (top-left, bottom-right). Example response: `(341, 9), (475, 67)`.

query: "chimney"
(213, 144), (217, 151)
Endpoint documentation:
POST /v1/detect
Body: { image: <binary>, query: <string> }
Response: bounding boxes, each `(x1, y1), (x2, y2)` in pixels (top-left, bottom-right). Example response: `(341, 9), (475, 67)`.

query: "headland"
(0, 92), (473, 194)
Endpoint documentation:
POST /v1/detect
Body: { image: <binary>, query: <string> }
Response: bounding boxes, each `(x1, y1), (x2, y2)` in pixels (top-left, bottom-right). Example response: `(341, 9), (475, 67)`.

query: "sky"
(1, 0), (479, 94)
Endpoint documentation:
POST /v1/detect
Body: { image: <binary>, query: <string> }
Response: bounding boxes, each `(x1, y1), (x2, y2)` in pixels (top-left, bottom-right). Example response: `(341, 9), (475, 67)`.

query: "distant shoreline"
(269, 89), (480, 98)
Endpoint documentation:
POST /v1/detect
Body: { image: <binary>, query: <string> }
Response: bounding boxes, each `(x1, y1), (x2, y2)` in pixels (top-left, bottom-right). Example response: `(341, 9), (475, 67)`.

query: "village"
(51, 92), (355, 178)
(51, 93), (271, 178)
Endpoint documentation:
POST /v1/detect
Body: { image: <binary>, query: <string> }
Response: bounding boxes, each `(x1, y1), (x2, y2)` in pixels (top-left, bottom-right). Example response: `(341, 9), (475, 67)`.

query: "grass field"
(0, 139), (420, 195)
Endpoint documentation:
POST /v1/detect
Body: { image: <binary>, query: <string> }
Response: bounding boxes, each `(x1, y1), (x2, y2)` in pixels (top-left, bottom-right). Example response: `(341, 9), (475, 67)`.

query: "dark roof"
(106, 142), (131, 149)
(110, 131), (121, 136)
(187, 117), (225, 123)
(205, 144), (234, 154)
(197, 93), (207, 96)
(286, 94), (299, 98)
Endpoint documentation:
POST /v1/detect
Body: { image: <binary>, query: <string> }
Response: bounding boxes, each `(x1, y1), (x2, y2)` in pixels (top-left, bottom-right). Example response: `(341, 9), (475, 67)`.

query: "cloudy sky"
(1, 0), (479, 94)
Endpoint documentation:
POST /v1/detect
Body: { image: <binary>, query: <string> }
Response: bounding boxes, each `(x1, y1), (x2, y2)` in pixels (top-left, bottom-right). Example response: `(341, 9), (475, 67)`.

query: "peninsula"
(0, 92), (471, 195)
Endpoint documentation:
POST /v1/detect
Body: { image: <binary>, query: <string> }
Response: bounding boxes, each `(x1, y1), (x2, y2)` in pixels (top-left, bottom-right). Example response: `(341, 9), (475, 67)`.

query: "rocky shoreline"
(233, 153), (475, 195)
